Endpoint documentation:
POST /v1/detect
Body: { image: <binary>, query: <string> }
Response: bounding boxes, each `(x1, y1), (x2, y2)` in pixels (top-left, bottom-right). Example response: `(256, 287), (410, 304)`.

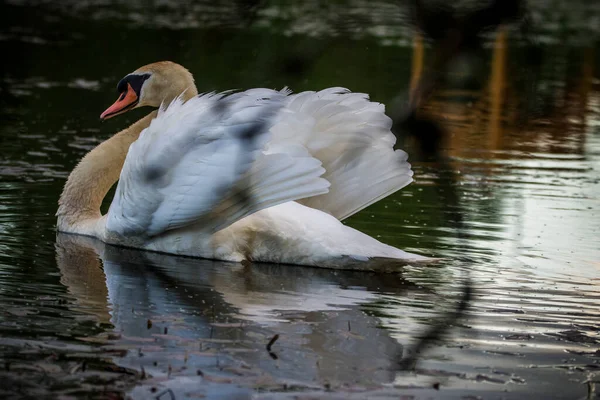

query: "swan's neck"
(57, 111), (157, 233)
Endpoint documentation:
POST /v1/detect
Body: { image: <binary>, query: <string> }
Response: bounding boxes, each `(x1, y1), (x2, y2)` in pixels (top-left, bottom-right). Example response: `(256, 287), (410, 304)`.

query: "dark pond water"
(1, 0), (599, 399)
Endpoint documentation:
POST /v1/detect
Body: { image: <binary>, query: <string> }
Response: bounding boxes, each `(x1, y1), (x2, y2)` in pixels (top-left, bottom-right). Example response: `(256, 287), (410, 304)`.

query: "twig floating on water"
(267, 334), (280, 360)
(266, 334), (279, 352)
(155, 388), (176, 400)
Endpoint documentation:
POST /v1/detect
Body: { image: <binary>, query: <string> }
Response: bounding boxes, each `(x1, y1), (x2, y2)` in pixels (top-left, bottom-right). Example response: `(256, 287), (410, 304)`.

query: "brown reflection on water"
(409, 32), (424, 104)
(56, 234), (111, 324)
(415, 29), (596, 158)
(488, 28), (507, 150)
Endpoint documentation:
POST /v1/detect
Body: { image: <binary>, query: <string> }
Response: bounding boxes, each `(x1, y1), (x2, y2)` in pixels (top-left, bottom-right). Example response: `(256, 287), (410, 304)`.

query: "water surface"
(0, 1), (599, 399)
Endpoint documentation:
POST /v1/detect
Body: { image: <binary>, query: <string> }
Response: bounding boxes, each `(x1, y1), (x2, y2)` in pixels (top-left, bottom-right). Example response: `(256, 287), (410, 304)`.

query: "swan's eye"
(119, 73), (151, 98)
(116, 78), (128, 93)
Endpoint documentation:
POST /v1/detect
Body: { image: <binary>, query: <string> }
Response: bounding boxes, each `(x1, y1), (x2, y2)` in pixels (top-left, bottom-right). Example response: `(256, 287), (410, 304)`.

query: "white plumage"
(88, 87), (428, 267)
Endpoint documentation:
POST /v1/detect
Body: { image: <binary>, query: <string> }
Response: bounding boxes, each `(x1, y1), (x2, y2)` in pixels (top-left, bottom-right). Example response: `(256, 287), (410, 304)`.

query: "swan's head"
(100, 61), (198, 120)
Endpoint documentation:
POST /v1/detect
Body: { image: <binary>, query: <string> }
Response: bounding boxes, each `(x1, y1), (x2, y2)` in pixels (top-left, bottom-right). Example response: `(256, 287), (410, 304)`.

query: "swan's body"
(57, 61), (429, 268)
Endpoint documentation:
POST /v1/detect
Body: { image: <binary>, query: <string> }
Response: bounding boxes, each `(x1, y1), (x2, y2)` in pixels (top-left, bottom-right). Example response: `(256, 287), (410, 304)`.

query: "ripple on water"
(0, 3), (599, 397)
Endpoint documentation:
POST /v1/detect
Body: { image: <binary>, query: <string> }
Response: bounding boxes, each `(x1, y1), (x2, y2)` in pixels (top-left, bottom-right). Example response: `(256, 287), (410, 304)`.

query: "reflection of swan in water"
(55, 233), (430, 392)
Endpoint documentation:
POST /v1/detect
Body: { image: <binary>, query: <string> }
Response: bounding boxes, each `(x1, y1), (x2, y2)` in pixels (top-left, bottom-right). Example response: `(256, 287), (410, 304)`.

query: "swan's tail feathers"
(275, 88), (414, 220)
(206, 152), (330, 233)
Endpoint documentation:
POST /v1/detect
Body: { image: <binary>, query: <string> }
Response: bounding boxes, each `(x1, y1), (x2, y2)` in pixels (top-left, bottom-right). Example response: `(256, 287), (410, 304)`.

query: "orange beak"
(100, 83), (139, 120)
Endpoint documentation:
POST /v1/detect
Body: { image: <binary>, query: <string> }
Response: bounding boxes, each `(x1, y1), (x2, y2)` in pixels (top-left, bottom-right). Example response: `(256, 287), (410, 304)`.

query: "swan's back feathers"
(105, 89), (329, 237)
(271, 88), (413, 220)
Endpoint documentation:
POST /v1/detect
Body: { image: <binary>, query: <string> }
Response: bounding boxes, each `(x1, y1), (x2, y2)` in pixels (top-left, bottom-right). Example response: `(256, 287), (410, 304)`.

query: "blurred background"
(0, 0), (599, 399)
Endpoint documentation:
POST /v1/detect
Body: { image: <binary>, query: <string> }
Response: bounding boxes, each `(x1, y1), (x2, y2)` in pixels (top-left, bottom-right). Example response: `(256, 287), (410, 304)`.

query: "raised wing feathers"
(106, 86), (412, 239)
(106, 89), (327, 237)
(272, 88), (413, 220)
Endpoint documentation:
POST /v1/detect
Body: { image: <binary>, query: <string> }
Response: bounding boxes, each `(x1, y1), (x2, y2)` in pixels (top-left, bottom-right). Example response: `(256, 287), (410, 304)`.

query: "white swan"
(57, 61), (430, 268)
